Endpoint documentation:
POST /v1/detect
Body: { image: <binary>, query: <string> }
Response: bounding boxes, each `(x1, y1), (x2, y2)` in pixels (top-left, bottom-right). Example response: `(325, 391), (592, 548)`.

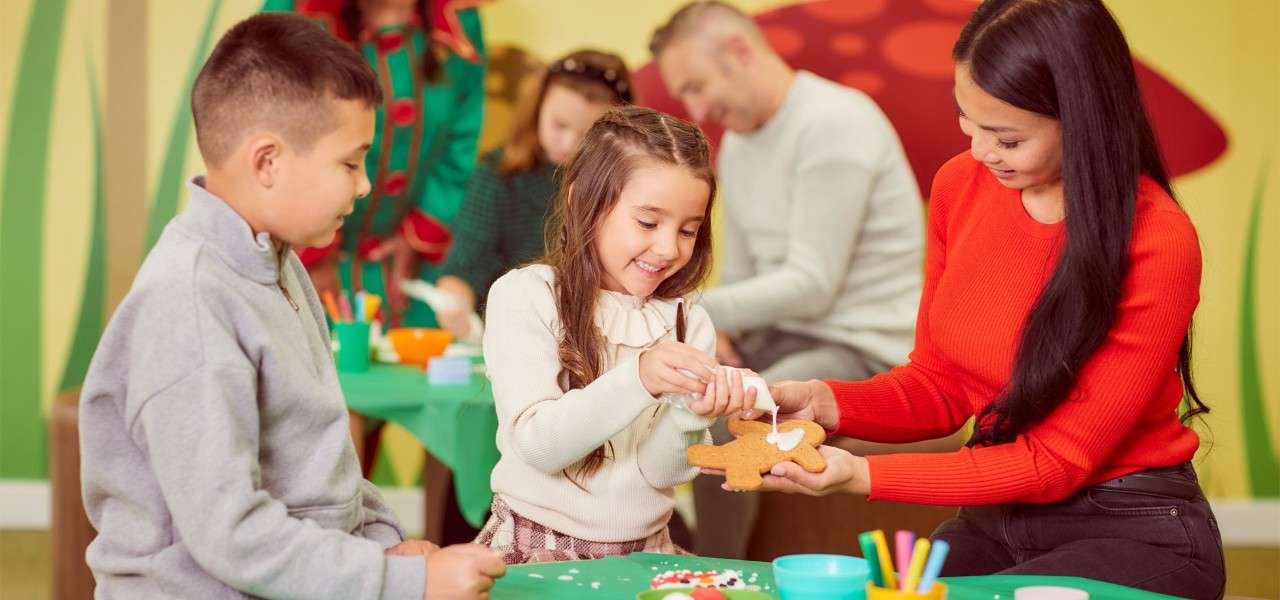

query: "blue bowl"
(772, 554), (870, 600)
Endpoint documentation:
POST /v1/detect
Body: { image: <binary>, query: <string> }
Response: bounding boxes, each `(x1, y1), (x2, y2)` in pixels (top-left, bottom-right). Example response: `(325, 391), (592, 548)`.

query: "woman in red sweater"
(748, 0), (1225, 595)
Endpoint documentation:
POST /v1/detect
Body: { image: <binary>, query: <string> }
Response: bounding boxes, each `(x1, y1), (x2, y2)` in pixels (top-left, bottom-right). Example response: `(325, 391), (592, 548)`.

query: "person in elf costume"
(263, 1), (487, 545)
(263, 0), (487, 328)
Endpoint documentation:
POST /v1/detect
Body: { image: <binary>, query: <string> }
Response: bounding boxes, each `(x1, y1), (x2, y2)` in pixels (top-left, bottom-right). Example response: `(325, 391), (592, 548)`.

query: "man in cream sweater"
(651, 1), (924, 559)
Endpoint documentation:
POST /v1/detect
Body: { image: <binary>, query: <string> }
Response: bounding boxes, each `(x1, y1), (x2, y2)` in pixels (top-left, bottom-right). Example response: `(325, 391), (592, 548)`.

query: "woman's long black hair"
(956, 0), (1208, 446)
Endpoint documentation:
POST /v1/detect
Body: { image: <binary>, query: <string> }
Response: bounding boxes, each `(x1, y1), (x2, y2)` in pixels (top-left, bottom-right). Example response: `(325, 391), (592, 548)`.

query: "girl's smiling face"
(593, 161), (710, 298)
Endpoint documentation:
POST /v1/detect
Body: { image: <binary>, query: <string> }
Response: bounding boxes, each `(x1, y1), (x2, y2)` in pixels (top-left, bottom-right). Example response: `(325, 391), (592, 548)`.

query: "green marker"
(858, 531), (884, 587)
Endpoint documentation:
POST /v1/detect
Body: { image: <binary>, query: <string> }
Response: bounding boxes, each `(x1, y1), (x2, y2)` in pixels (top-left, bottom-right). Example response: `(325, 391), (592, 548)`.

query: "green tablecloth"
(338, 361), (497, 527)
(491, 553), (1181, 600)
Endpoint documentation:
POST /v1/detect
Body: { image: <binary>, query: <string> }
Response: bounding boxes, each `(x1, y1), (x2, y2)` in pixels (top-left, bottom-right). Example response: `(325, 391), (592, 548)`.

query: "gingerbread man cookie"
(687, 418), (826, 491)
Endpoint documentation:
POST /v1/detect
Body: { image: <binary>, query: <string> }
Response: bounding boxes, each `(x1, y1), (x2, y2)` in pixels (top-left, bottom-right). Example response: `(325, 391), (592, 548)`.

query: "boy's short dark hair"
(192, 13), (383, 166)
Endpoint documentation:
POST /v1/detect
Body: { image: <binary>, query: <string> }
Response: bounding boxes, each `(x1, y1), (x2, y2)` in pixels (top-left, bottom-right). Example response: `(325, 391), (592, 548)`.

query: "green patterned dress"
(263, 0), (487, 326)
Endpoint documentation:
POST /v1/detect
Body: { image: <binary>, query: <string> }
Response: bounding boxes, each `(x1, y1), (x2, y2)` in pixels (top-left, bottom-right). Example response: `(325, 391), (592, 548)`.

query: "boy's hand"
(386, 539), (439, 557)
(639, 342), (717, 397)
(424, 544), (506, 599)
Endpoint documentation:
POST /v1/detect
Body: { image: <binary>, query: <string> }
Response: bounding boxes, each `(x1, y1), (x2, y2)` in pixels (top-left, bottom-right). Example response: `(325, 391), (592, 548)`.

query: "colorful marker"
(915, 539), (950, 594)
(321, 290), (342, 322)
(354, 291), (366, 323)
(870, 530), (897, 590)
(895, 530), (915, 589)
(338, 291), (354, 322)
(858, 531), (884, 587)
(903, 538), (931, 593)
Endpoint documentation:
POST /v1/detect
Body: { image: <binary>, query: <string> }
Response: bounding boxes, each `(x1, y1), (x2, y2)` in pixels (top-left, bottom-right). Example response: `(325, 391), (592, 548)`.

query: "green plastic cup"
(333, 321), (371, 373)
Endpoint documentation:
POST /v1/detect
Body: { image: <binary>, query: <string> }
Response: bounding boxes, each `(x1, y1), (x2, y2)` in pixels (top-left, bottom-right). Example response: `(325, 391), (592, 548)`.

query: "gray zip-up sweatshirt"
(79, 178), (425, 599)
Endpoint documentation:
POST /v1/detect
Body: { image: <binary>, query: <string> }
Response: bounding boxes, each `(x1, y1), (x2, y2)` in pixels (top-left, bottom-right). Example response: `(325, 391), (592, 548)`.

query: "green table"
(491, 553), (1181, 599)
(339, 361), (498, 528)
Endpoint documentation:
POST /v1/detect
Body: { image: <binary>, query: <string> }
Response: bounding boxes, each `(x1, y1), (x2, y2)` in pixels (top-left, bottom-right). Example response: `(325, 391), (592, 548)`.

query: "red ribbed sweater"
(834, 153), (1202, 505)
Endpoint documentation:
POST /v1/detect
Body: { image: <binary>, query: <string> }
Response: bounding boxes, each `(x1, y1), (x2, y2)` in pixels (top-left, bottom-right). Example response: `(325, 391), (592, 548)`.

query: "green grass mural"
(1239, 167), (1279, 497)
(144, 0), (223, 251)
(0, 0), (68, 479)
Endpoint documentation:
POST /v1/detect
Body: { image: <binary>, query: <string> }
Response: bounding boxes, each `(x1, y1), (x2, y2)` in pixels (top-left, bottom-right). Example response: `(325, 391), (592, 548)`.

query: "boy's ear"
(247, 134), (283, 189)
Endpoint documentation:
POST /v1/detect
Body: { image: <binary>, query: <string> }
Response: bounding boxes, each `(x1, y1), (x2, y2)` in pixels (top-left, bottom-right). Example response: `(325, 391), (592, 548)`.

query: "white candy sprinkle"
(528, 573), (544, 579)
(557, 575), (573, 581)
(569, 568), (580, 574)
(591, 582), (601, 589)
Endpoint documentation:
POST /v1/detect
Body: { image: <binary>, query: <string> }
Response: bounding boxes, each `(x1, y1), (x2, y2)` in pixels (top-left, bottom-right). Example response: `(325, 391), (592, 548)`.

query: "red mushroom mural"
(633, 0), (1228, 191)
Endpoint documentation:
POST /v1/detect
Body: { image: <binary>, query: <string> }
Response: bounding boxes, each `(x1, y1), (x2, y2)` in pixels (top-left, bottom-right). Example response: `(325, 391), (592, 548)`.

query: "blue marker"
(915, 539), (949, 594)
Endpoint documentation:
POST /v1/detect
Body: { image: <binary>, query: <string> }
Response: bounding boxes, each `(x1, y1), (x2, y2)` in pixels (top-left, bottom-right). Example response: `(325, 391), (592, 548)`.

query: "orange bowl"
(387, 327), (452, 366)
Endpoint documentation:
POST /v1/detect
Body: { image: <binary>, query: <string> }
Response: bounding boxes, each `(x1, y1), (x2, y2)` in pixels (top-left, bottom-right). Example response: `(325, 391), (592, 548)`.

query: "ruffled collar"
(594, 289), (683, 349)
(524, 264), (689, 348)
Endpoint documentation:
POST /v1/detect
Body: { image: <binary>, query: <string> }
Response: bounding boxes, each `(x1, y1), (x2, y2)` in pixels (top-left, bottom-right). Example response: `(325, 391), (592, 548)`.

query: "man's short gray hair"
(649, 1), (764, 57)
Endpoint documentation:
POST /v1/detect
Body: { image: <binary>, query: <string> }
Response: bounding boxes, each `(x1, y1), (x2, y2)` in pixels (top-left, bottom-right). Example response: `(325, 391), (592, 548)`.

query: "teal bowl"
(772, 554), (870, 600)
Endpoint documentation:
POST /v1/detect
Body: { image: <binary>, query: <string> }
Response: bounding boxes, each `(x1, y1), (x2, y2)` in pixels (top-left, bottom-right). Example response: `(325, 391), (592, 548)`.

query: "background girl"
(434, 49), (634, 341)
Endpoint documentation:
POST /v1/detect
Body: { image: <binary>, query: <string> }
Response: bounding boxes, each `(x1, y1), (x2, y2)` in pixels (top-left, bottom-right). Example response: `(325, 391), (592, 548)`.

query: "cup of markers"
(859, 529), (950, 600)
(324, 289), (382, 373)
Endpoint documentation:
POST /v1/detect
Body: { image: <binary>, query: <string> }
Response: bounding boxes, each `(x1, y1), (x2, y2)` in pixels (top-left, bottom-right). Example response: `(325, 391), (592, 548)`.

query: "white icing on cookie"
(768, 428), (805, 451)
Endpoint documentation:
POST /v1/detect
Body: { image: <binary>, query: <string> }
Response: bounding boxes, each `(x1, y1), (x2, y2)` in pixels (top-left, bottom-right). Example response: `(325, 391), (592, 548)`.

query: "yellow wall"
(2, 0), (1276, 499)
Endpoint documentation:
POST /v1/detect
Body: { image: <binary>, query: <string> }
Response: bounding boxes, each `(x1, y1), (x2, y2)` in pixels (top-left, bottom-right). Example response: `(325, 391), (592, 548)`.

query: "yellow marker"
(365, 294), (382, 322)
(870, 529), (897, 590)
(903, 538), (931, 592)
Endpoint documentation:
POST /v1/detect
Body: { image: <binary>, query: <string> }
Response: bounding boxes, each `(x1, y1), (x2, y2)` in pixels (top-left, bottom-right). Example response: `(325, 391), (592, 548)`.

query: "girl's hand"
(687, 366), (758, 418)
(639, 342), (717, 397)
(714, 445), (870, 496)
(434, 276), (477, 340)
(742, 379), (841, 431)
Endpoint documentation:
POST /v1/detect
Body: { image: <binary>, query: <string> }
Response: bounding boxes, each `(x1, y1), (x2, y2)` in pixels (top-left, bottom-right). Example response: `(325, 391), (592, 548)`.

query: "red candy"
(691, 588), (728, 600)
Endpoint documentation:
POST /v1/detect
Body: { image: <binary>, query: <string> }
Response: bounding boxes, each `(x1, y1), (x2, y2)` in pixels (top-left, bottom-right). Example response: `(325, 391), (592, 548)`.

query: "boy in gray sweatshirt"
(78, 13), (504, 599)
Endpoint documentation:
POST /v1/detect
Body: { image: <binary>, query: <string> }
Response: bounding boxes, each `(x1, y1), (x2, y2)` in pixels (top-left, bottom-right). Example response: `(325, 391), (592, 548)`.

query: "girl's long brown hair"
(500, 50), (633, 175)
(544, 106), (716, 484)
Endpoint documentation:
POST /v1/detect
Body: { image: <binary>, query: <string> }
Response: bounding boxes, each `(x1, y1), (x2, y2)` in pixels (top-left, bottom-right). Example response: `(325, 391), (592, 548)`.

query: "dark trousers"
(933, 462), (1225, 599)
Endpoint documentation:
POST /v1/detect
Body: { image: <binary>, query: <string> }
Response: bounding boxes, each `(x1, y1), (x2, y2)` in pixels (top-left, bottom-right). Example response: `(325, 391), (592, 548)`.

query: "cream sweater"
(483, 265), (715, 542)
(705, 71), (924, 367)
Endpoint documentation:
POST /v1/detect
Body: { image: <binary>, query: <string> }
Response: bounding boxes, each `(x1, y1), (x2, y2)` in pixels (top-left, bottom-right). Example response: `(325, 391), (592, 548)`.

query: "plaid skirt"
(475, 495), (689, 564)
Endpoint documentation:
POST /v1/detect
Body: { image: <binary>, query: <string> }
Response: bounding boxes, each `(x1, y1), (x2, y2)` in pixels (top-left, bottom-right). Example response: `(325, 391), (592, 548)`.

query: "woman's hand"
(742, 379), (841, 431)
(687, 366), (758, 418)
(639, 342), (718, 397)
(707, 445), (870, 496)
